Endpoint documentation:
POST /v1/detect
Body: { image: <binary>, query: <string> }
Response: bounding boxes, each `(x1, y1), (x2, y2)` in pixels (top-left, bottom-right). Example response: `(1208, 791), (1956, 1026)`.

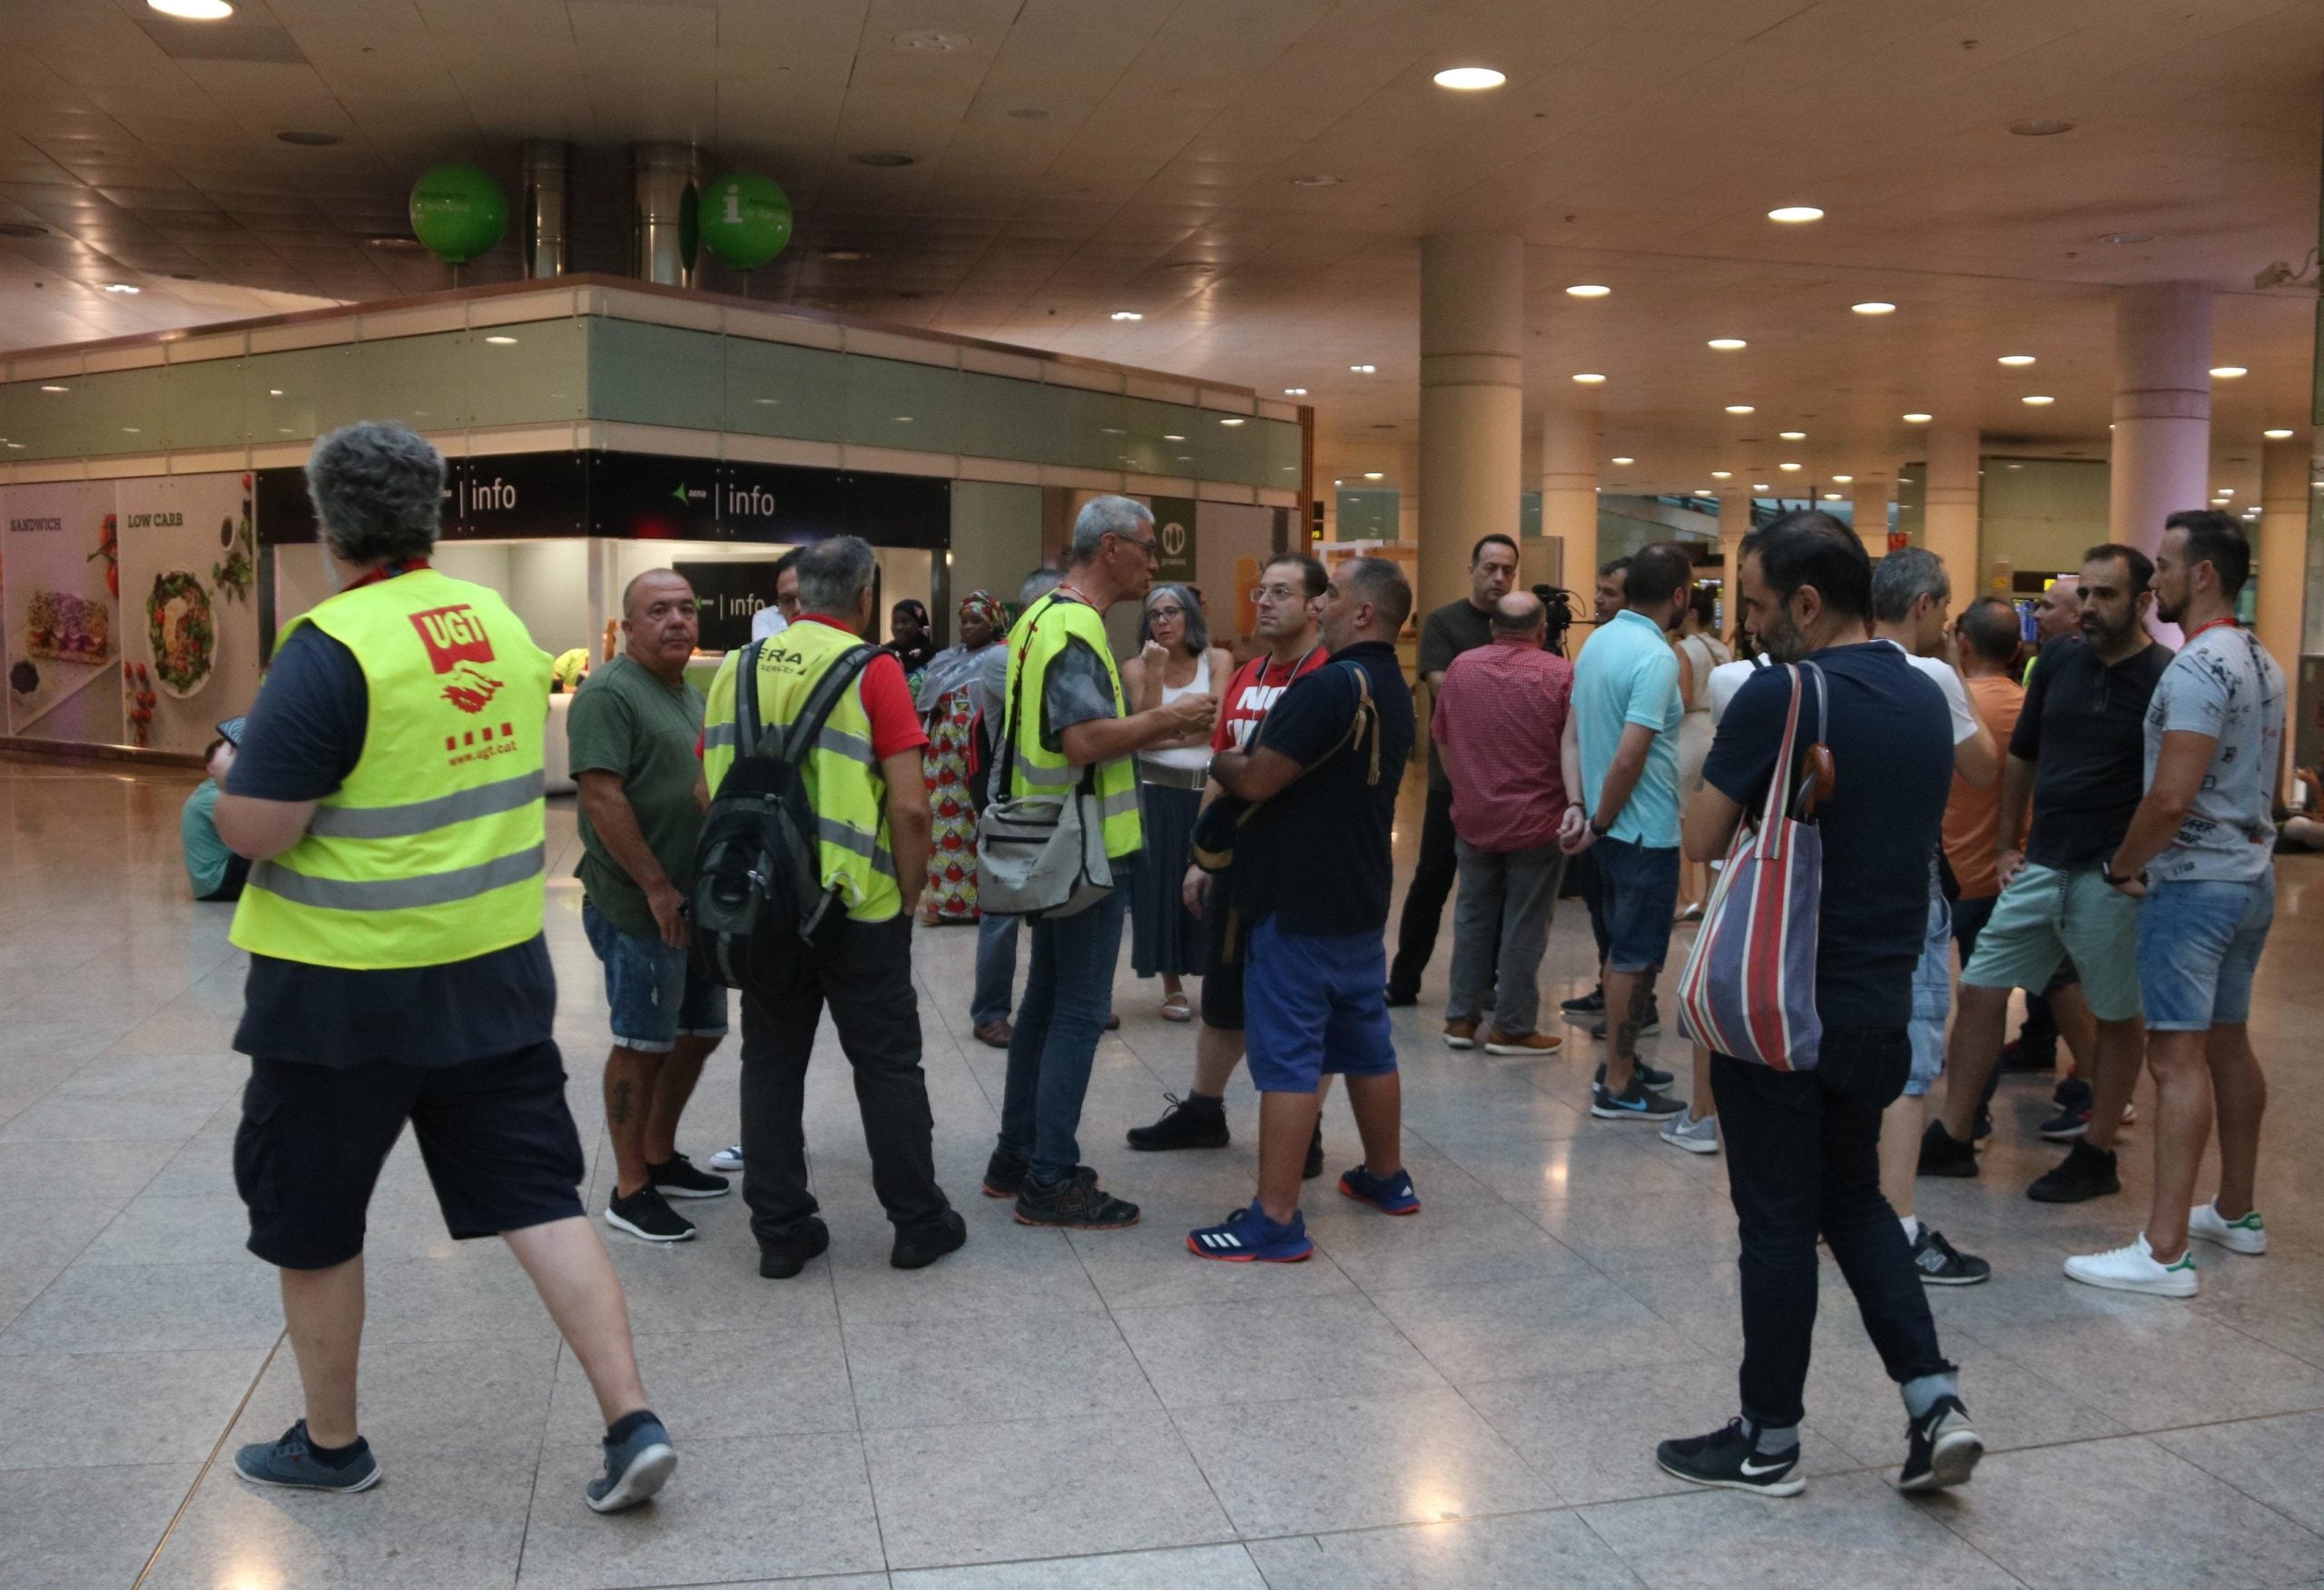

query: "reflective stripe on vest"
(702, 618), (904, 921)
(1005, 591), (1143, 861)
(230, 569), (551, 971)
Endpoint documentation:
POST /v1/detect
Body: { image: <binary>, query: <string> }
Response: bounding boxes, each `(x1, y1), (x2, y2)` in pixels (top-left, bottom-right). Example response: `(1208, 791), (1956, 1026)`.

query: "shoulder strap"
(734, 640), (767, 760)
(779, 645), (881, 766)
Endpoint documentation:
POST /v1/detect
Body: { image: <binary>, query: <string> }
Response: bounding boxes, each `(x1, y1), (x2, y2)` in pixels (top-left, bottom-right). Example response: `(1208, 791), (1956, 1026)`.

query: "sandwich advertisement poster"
(5, 479), (122, 746)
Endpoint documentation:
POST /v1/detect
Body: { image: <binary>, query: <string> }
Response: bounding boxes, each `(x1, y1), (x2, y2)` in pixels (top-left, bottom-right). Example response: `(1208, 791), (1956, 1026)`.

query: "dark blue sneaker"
(586, 1415), (676, 1513)
(1187, 1203), (1314, 1262)
(1590, 1080), (1686, 1121)
(1337, 1164), (1421, 1216)
(1593, 1057), (1676, 1090)
(232, 1419), (381, 1494)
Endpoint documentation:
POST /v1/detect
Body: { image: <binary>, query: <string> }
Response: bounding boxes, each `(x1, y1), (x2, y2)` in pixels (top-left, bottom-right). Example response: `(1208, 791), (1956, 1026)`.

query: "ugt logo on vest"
(409, 604), (505, 715)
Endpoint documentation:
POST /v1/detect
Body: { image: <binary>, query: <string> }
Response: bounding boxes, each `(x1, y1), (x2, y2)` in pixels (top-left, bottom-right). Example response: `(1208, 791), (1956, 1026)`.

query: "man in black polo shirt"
(1921, 544), (2171, 1204)
(1188, 558), (1419, 1261)
(1386, 533), (1517, 1004)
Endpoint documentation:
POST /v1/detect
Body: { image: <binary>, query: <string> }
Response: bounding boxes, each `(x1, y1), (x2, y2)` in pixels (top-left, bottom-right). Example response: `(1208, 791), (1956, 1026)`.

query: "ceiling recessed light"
(2211, 365), (2248, 379)
(1162, 433), (1186, 441)
(367, 234), (424, 250)
(122, 427), (140, 434)
(1363, 471), (1384, 480)
(268, 388), (283, 396)
(1098, 426), (1126, 435)
(102, 282), (139, 294)
(1779, 461), (1802, 471)
(2022, 394), (2054, 405)
(1822, 492), (1844, 501)
(1768, 205), (1824, 223)
(1284, 387), (1307, 396)
(2101, 232), (2155, 245)
(1711, 469), (1732, 479)
(1851, 301), (1896, 315)
(1109, 311), (1142, 321)
(483, 334), (517, 345)
(2215, 488), (2234, 496)
(1725, 404), (1755, 414)
(148, 0), (234, 17)
(1779, 430), (1807, 440)
(2264, 428), (2295, 439)
(1289, 173), (1342, 187)
(1565, 283), (1610, 298)
(1350, 363), (1375, 373)
(1219, 417), (1246, 426)
(1902, 413), (1932, 424)
(1708, 338), (1747, 351)
(891, 29), (970, 52)
(1833, 474), (1854, 483)
(851, 150), (915, 167)
(38, 384), (67, 393)
(1610, 456), (1635, 465)
(1571, 372), (1606, 384)
(276, 130), (341, 146)
(821, 248), (870, 262)
(1997, 353), (2036, 366)
(2008, 118), (2075, 136)
(1433, 66), (1506, 91)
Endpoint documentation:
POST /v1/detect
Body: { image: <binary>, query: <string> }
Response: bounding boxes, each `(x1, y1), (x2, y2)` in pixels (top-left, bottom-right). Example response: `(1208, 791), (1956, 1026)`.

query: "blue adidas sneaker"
(1337, 1164), (1421, 1216)
(1187, 1203), (1314, 1262)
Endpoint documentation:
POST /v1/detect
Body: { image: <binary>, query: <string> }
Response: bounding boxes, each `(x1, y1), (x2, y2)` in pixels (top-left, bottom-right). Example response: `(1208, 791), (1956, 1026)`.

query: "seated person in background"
(2278, 766), (2324, 852)
(182, 718), (251, 902)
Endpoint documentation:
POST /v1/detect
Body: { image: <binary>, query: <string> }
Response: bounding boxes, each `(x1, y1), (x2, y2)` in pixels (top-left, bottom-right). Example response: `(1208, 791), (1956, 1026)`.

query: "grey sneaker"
(233, 1419), (381, 1494)
(1659, 1109), (1720, 1155)
(586, 1415), (677, 1514)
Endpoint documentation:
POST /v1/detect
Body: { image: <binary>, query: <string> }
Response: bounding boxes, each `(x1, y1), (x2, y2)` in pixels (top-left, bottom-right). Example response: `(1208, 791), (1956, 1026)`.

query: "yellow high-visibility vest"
(1004, 590), (1142, 860)
(703, 616), (903, 923)
(231, 568), (550, 970)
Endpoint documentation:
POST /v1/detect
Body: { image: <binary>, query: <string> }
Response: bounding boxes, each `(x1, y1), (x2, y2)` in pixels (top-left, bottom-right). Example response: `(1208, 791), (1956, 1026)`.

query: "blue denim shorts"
(1244, 916), (1397, 1093)
(582, 900), (730, 1052)
(1595, 836), (1681, 974)
(1905, 890), (1953, 1097)
(2136, 875), (2275, 1032)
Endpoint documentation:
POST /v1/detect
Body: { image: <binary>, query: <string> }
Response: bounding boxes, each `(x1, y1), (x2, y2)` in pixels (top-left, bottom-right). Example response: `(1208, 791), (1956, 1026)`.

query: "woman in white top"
(1671, 588), (1734, 918)
(1121, 583), (1234, 1021)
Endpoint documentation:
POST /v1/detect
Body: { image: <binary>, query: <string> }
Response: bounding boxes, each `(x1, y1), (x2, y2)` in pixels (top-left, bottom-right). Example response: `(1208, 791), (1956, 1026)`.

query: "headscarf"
(915, 589), (1004, 712)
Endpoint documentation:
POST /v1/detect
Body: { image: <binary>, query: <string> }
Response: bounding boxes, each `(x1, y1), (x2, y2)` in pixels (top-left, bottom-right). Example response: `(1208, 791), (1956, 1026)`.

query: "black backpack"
(693, 638), (879, 992)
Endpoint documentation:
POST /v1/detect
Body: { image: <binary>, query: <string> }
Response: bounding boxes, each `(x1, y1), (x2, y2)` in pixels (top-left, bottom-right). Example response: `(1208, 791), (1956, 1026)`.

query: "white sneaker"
(708, 1144), (743, 1172)
(2188, 1200), (2266, 1256)
(1659, 1110), (1720, 1155)
(2063, 1233), (2197, 1298)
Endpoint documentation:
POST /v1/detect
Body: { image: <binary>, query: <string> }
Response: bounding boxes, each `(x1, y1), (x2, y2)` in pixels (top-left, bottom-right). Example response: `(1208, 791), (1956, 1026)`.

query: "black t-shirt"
(2009, 636), (2174, 869)
(1238, 642), (1416, 935)
(1704, 642), (1952, 1030)
(1417, 598), (1494, 788)
(225, 619), (556, 1070)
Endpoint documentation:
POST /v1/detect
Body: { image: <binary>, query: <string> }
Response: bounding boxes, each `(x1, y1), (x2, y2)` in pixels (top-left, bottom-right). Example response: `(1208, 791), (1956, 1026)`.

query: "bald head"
(1492, 590), (1548, 645)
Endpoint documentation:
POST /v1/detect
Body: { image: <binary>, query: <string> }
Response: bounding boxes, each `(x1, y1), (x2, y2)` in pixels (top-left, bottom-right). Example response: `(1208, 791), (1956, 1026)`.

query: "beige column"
(1717, 487), (1752, 633)
(2258, 430), (2312, 685)
(1541, 408), (1598, 620)
(1923, 424), (1981, 590)
(2109, 283), (2213, 643)
(1419, 233), (1525, 619)
(1848, 478), (1891, 562)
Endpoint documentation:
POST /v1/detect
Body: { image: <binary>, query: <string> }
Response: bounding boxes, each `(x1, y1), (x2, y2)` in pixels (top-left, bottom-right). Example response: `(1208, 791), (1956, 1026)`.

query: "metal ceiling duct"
(521, 139), (568, 279)
(630, 142), (702, 288)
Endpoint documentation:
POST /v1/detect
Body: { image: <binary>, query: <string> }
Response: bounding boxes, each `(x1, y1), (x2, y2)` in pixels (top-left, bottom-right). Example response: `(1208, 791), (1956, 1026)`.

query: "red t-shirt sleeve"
(858, 652), (931, 760)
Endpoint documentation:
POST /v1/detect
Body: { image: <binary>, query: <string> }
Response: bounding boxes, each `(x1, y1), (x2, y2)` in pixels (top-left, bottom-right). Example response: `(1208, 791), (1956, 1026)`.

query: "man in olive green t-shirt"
(570, 569), (732, 1244)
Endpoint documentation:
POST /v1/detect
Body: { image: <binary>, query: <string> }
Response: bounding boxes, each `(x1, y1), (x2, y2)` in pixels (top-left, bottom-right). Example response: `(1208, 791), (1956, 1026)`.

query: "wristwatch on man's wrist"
(1589, 815), (1612, 838)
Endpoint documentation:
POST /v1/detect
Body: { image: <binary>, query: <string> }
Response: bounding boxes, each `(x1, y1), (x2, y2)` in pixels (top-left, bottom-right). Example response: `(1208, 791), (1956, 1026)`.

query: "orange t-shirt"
(1943, 673), (2026, 899)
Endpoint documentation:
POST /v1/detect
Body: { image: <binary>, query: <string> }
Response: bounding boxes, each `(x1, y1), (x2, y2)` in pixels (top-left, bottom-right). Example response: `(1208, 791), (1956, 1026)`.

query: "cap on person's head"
(214, 716), (247, 748)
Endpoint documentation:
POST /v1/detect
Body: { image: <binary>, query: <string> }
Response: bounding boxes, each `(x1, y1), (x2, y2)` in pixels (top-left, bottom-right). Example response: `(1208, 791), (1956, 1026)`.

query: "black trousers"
(738, 915), (951, 1250)
(1388, 785), (1461, 997)
(1711, 1028), (1954, 1430)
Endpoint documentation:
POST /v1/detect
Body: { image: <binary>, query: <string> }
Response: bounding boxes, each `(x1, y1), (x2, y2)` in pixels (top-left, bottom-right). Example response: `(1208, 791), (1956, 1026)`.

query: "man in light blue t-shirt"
(1562, 540), (1691, 1121)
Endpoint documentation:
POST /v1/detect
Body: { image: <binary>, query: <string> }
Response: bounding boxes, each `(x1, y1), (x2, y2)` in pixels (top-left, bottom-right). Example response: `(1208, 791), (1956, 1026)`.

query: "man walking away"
(968, 568), (1066, 1051)
(1434, 590), (1577, 1057)
(1189, 558), (1419, 1260)
(1128, 553), (1331, 1164)
(1386, 533), (1519, 1004)
(1564, 540), (1691, 1121)
(985, 497), (1216, 1228)
(218, 420), (674, 1513)
(703, 536), (966, 1279)
(1920, 546), (2169, 1202)
(2069, 512), (2284, 1297)
(1658, 509), (1980, 1498)
(572, 569), (731, 1244)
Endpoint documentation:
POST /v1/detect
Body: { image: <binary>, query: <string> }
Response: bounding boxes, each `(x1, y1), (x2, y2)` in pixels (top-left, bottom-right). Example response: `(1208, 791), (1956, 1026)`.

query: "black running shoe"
(2053, 1074), (2091, 1111)
(981, 1146), (1029, 1200)
(605, 1185), (696, 1242)
(1909, 1226), (1991, 1286)
(1303, 1122), (1324, 1180)
(1590, 1080), (1685, 1121)
(1015, 1166), (1139, 1229)
(1127, 1093), (1230, 1151)
(1896, 1396), (1983, 1493)
(1916, 1121), (1979, 1179)
(2027, 1140), (2120, 1204)
(1594, 1057), (1676, 1090)
(1656, 1418), (1804, 1496)
(891, 1210), (967, 1270)
(647, 1152), (732, 1200)
(758, 1220), (830, 1279)
(1561, 987), (1606, 1018)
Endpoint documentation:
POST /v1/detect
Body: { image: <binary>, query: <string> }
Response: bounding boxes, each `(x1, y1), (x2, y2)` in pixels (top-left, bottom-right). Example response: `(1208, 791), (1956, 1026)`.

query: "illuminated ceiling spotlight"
(1768, 205), (1824, 223)
(1565, 283), (1610, 298)
(1433, 65), (1506, 90)
(1724, 404), (1755, 414)
(148, 0), (234, 15)
(1902, 412), (1933, 423)
(1851, 301), (1896, 315)
(2263, 428), (2295, 439)
(1350, 363), (1376, 373)
(1998, 353), (2036, 366)
(1571, 371), (1606, 384)
(1779, 461), (1803, 471)
(1284, 387), (1307, 396)
(1610, 455), (1635, 464)
(1833, 474), (1854, 483)
(2022, 394), (2054, 405)
(1711, 469), (1732, 479)
(1779, 430), (1807, 440)
(1708, 337), (1747, 351)
(1109, 310), (1142, 321)
(2211, 365), (2249, 379)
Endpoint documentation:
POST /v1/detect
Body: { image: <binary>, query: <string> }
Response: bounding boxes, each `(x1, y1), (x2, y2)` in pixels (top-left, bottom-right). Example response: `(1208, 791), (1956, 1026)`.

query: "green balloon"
(701, 172), (793, 271)
(409, 163), (508, 265)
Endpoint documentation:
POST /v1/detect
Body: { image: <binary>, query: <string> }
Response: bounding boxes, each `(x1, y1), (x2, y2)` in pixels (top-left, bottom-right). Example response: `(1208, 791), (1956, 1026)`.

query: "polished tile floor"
(3, 753), (2323, 1588)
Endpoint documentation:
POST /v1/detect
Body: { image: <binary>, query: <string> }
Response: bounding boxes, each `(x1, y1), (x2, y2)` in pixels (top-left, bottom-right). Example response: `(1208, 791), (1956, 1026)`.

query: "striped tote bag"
(1674, 661), (1829, 1072)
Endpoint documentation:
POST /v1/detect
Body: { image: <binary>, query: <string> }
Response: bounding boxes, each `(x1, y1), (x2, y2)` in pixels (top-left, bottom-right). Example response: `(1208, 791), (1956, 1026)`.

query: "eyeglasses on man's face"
(1112, 531), (1159, 562)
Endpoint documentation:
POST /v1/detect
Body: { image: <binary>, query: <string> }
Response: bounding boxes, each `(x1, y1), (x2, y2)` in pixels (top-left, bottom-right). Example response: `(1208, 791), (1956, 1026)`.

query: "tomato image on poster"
(5, 480), (123, 745)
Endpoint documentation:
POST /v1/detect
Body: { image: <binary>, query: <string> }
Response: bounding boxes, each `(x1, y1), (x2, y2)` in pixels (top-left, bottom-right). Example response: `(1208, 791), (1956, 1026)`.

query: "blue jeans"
(2138, 874), (2275, 1031)
(971, 911), (1020, 1027)
(999, 889), (1128, 1182)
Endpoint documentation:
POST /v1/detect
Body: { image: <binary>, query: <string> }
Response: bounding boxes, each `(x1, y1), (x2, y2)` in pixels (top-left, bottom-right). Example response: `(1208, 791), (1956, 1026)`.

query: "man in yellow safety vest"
(216, 420), (675, 1514)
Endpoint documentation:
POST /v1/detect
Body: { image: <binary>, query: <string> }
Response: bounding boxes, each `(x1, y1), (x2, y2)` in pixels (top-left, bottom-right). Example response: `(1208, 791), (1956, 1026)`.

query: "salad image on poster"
(146, 570), (216, 696)
(113, 471), (261, 755)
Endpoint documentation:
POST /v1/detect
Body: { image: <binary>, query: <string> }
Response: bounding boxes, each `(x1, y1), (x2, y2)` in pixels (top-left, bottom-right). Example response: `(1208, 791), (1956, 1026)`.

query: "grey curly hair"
(305, 420), (445, 566)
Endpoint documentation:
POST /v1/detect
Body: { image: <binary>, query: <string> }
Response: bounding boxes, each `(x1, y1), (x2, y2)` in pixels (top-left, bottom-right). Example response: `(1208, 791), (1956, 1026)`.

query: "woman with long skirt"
(913, 591), (1006, 924)
(1122, 582), (1232, 1022)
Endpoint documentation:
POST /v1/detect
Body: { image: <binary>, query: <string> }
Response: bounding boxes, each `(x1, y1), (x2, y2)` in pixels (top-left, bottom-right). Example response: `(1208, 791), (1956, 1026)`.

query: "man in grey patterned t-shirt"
(2069, 512), (2285, 1300)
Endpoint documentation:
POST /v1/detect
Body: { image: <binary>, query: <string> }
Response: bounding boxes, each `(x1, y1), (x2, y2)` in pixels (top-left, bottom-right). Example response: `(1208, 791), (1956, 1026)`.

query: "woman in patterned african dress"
(913, 590), (1006, 924)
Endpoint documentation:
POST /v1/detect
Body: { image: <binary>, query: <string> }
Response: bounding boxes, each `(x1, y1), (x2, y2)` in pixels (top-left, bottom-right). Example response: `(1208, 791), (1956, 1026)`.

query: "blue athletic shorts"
(2137, 875), (2274, 1031)
(1243, 916), (1397, 1093)
(582, 900), (730, 1052)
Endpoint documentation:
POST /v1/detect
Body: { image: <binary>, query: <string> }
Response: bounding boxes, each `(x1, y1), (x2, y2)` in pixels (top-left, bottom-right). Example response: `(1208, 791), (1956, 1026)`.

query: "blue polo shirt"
(1573, 608), (1683, 847)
